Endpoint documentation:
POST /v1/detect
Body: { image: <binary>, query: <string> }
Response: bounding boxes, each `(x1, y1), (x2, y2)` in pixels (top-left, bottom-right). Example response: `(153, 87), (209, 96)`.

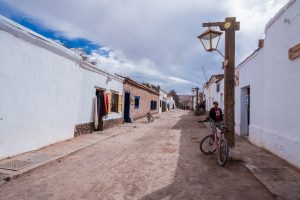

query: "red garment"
(105, 93), (109, 114)
(214, 107), (221, 122)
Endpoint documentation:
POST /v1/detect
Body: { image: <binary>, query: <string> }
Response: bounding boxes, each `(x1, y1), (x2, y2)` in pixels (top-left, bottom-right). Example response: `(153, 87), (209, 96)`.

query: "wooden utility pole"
(203, 17), (240, 147)
(196, 87), (199, 114)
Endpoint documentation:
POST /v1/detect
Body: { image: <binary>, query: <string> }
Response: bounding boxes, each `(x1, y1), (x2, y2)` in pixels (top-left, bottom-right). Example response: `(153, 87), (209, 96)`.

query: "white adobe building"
(167, 94), (176, 110)
(235, 0), (300, 168)
(0, 16), (124, 159)
(159, 88), (168, 113)
(203, 74), (224, 112)
(191, 89), (200, 111)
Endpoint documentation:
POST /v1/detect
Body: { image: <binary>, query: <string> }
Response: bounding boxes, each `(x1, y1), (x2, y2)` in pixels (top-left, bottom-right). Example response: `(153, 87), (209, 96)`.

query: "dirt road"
(0, 111), (273, 200)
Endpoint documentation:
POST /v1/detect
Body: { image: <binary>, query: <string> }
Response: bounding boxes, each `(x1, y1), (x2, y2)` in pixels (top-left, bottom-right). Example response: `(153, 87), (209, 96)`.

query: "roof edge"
(265, 0), (296, 33)
(119, 75), (159, 95)
(0, 15), (122, 81)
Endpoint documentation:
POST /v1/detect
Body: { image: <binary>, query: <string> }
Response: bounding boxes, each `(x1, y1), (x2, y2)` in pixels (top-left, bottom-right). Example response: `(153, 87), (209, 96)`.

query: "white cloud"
(224, 0), (288, 62)
(2, 0), (289, 94)
(168, 76), (191, 84)
(89, 47), (192, 91)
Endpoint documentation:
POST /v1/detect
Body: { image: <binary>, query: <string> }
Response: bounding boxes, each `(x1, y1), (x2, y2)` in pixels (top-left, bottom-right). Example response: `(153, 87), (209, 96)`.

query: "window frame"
(111, 92), (119, 113)
(216, 83), (220, 93)
(150, 100), (157, 110)
(134, 96), (140, 109)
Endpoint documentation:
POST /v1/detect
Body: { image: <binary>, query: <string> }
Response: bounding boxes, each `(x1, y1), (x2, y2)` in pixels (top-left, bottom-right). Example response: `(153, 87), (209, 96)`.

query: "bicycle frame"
(208, 118), (229, 166)
(215, 126), (224, 148)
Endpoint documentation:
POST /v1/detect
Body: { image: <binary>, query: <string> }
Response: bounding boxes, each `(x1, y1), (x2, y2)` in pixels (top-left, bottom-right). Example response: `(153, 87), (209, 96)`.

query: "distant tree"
(169, 90), (180, 107)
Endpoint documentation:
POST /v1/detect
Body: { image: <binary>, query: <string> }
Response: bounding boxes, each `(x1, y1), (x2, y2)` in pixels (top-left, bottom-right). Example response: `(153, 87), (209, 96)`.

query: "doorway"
(95, 90), (104, 131)
(124, 92), (131, 122)
(240, 86), (250, 136)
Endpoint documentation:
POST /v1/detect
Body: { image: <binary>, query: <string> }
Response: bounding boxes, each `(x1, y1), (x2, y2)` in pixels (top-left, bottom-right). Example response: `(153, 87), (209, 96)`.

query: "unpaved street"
(0, 111), (273, 200)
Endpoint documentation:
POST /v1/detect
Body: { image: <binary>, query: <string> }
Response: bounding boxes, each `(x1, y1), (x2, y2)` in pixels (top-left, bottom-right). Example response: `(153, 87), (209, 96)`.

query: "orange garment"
(103, 93), (109, 115)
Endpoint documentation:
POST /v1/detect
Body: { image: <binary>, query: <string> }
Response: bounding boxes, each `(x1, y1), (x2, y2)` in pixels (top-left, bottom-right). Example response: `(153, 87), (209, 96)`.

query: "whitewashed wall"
(159, 90), (168, 113)
(76, 64), (123, 124)
(235, 49), (264, 139)
(203, 86), (210, 111)
(203, 77), (224, 112)
(167, 96), (175, 110)
(0, 29), (80, 159)
(217, 79), (224, 111)
(0, 16), (123, 159)
(234, 0), (300, 168)
(262, 0), (300, 168)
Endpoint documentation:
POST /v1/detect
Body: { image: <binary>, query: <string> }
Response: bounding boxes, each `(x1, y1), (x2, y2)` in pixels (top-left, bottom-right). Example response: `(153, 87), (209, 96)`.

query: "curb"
(242, 163), (279, 199)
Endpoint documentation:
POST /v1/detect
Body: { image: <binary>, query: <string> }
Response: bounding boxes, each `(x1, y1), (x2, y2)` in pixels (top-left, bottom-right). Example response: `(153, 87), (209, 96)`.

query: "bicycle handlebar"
(208, 117), (227, 132)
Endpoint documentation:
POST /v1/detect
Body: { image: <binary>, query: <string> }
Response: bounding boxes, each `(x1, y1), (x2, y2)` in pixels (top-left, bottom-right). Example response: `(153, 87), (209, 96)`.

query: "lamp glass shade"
(197, 28), (222, 52)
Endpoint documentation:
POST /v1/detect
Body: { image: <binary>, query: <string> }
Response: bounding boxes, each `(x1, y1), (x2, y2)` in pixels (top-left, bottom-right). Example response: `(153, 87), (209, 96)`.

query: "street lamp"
(192, 87), (200, 115)
(191, 88), (196, 111)
(197, 28), (223, 53)
(197, 17), (240, 147)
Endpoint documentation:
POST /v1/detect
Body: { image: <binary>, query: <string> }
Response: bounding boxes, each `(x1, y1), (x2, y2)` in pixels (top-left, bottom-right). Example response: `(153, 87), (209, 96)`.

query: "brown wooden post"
(202, 17), (240, 147)
(224, 17), (237, 147)
(196, 87), (199, 114)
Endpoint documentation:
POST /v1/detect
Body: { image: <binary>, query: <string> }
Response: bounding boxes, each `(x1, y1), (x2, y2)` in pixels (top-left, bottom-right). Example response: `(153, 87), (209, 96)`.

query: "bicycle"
(147, 112), (155, 123)
(200, 118), (229, 166)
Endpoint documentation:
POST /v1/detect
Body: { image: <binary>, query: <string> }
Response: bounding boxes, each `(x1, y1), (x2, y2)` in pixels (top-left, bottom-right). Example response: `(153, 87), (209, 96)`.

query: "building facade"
(234, 0), (300, 168)
(203, 74), (224, 112)
(159, 89), (168, 113)
(0, 16), (124, 159)
(167, 94), (176, 110)
(122, 77), (159, 122)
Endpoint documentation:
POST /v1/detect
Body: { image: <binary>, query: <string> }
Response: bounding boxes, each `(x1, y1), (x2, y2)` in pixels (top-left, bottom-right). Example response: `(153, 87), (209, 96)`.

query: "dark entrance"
(124, 92), (131, 122)
(95, 90), (104, 131)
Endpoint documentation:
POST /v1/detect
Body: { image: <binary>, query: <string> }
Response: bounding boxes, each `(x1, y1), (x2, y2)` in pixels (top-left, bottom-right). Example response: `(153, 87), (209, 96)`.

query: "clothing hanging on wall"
(104, 93), (109, 114)
(95, 91), (107, 131)
(94, 97), (98, 129)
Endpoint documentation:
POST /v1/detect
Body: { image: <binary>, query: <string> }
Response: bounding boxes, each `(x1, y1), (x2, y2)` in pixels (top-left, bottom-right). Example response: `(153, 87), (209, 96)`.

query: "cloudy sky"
(0, 0), (288, 94)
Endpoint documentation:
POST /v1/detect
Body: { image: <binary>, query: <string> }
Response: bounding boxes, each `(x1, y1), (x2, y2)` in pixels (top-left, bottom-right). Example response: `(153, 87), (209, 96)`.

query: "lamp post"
(192, 87), (200, 115)
(191, 88), (196, 111)
(197, 17), (240, 147)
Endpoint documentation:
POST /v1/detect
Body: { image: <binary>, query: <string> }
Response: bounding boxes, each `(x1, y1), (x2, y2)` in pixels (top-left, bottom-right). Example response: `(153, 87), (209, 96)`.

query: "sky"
(0, 0), (289, 94)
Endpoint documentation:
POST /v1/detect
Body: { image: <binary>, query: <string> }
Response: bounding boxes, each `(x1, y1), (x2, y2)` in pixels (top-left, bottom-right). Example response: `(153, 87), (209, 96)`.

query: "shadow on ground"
(140, 112), (274, 200)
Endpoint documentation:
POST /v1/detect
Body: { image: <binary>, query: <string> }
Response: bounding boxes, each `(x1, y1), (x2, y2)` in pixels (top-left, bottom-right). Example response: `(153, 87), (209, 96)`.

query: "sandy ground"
(0, 111), (273, 200)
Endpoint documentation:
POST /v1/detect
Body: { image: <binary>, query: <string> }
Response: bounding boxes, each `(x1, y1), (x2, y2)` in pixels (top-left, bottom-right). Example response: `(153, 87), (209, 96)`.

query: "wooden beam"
(203, 21), (240, 31)
(202, 22), (225, 28)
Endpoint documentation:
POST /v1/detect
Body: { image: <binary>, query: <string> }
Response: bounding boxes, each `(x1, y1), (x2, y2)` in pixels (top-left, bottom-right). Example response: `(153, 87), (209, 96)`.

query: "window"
(216, 83), (220, 93)
(150, 100), (157, 110)
(134, 96), (140, 109)
(108, 92), (123, 113)
(111, 93), (118, 112)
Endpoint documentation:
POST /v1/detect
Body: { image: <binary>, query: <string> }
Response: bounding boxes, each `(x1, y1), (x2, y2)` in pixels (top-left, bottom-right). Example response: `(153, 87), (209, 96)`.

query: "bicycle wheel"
(200, 134), (216, 154)
(217, 138), (229, 166)
(150, 116), (154, 122)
